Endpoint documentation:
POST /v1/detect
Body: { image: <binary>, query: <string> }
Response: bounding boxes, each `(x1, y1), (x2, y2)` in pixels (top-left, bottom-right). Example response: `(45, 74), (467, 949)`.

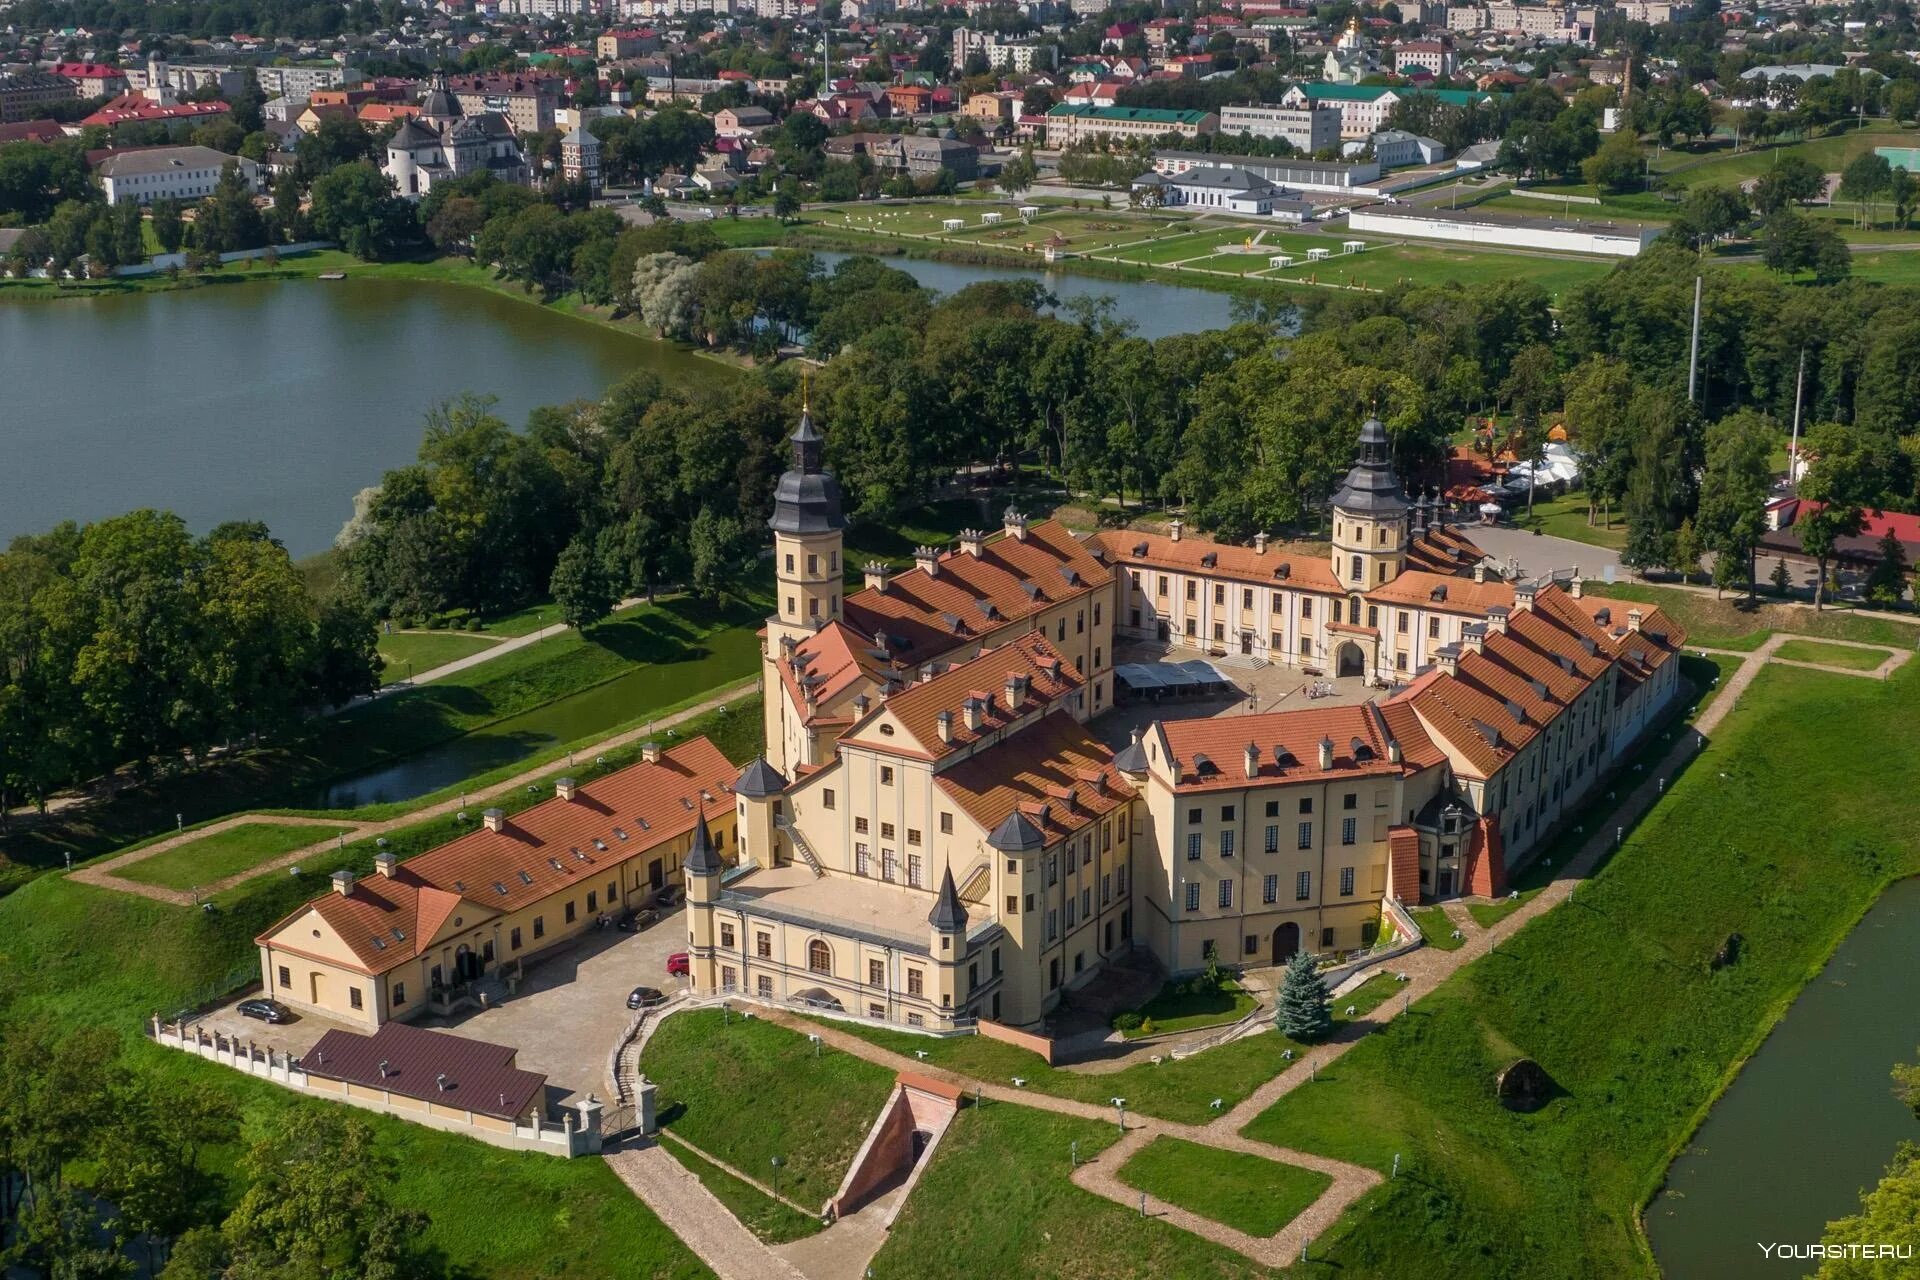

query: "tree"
(1862, 527), (1909, 609)
(1751, 155), (1825, 214)
(1838, 151), (1892, 228)
(308, 162), (418, 261)
(772, 187), (800, 222)
(150, 198), (185, 254)
(998, 146), (1038, 196)
(191, 162), (268, 254)
(1581, 130), (1643, 193)
(549, 531), (618, 630)
(1695, 411), (1773, 598)
(1671, 183), (1750, 246)
(1817, 1142), (1920, 1277)
(1770, 556), (1793, 596)
(1275, 950), (1331, 1042)
(1796, 421), (1879, 609)
(1671, 517), (1702, 584)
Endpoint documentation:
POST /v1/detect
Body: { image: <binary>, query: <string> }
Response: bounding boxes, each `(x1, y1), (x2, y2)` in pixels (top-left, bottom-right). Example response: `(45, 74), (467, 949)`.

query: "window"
(1186, 580), (1196, 601)
(907, 1012), (925, 1027)
(757, 932), (772, 958)
(720, 923), (735, 948)
(1065, 898), (1076, 928)
(1322, 927), (1337, 948)
(1187, 833), (1202, 861)
(350, 987), (363, 1011)
(1221, 804), (1236, 821)
(588, 890), (598, 913)
(784, 553), (794, 572)
(808, 939), (832, 974)
(807, 553), (818, 575)
(1243, 588), (1254, 609)
(1301, 598), (1312, 619)
(881, 821), (896, 840)
(1296, 871), (1312, 901)
(1301, 636), (1312, 656)
(1077, 610), (1085, 634)
(907, 827), (921, 846)
(1298, 822), (1313, 849)
(869, 958), (884, 986)
(1220, 830), (1235, 858)
(1218, 880), (1233, 908)
(565, 901), (577, 924)
(511, 927), (522, 951)
(907, 967), (924, 996)
(1368, 605), (1379, 627)
(1429, 616), (1441, 638)
(533, 916), (545, 939)
(1300, 797), (1314, 814)
(1344, 791), (1357, 811)
(1396, 652), (1408, 671)
(277, 965), (291, 987)
(1026, 892), (1035, 912)
(1341, 817), (1357, 846)
(855, 817), (868, 834)
(940, 811), (953, 834)
(1158, 575), (1168, 596)
(1264, 873), (1279, 904)
(392, 983), (406, 1007)
(1260, 822), (1277, 853)
(823, 789), (836, 809)
(1186, 619), (1197, 636)
(1007, 895), (1019, 915)
(1185, 882), (1201, 911)
(880, 766), (895, 785)
(1350, 554), (1363, 582)
(1082, 887), (1091, 917)
(856, 843), (871, 875)
(1340, 866), (1356, 896)
(1046, 909), (1059, 942)
(758, 975), (775, 998)
(1214, 584), (1225, 606)
(722, 965), (737, 989)
(908, 854), (923, 887)
(882, 850), (898, 881)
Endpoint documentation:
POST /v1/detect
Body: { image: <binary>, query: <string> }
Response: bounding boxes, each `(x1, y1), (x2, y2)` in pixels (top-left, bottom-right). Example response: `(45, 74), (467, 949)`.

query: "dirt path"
(70, 676), (757, 906)
(604, 1143), (808, 1280)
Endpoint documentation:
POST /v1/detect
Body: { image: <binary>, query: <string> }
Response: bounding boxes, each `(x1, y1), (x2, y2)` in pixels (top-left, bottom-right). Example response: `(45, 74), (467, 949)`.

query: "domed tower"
(766, 398), (847, 651)
(1329, 416), (1410, 592)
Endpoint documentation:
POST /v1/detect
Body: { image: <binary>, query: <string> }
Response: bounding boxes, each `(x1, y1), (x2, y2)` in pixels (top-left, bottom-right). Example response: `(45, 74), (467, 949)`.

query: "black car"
(236, 998), (292, 1024)
(626, 986), (666, 1010)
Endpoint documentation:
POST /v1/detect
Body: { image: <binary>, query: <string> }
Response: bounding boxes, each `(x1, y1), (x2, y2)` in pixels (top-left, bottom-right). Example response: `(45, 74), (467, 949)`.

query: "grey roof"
(1330, 416), (1409, 516)
(733, 756), (788, 800)
(1113, 729), (1149, 774)
(421, 69), (461, 118)
(389, 117), (436, 148)
(987, 811), (1046, 853)
(95, 146), (240, 177)
(928, 865), (968, 932)
(769, 408), (848, 535)
(684, 806), (722, 876)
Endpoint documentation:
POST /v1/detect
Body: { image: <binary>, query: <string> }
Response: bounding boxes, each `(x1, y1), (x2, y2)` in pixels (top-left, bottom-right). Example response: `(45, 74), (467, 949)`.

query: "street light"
(769, 1155), (786, 1200)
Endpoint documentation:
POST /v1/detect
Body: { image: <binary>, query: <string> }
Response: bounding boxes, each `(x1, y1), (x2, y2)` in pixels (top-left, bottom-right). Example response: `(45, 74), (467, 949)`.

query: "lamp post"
(769, 1155), (786, 1201)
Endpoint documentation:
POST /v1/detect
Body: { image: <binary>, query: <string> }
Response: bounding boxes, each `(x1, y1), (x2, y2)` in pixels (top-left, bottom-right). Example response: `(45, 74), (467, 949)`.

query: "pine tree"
(1863, 527), (1910, 609)
(1770, 556), (1793, 596)
(1275, 951), (1332, 1043)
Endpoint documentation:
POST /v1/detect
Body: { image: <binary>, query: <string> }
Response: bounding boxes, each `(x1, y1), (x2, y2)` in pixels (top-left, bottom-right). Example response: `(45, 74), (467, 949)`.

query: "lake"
(1647, 874), (1920, 1278)
(0, 278), (725, 558)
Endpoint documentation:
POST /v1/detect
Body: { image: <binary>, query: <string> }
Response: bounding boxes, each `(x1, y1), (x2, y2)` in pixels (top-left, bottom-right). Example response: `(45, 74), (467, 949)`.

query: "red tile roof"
(778, 620), (895, 725)
(934, 712), (1126, 842)
(1157, 702), (1405, 792)
(1091, 527), (1344, 595)
(303, 1023), (546, 1121)
(849, 632), (1083, 761)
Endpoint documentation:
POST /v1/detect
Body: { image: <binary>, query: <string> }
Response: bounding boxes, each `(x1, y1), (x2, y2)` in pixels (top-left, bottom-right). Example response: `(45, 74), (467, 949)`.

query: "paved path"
(361, 595), (650, 700)
(70, 676), (757, 905)
(604, 1143), (808, 1280)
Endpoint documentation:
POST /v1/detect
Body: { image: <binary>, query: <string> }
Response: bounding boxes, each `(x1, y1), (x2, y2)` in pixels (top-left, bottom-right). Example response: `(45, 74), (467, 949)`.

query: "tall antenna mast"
(1687, 275), (1703, 403)
(1788, 347), (1806, 486)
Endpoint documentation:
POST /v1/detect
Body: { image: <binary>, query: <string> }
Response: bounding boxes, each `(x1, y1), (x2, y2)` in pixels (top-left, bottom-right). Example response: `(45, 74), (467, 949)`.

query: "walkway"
(604, 1143), (808, 1280)
(356, 594), (650, 703)
(69, 676), (757, 906)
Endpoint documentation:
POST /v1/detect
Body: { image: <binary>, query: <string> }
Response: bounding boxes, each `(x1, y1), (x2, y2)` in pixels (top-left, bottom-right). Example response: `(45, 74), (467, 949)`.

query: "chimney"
(556, 776), (578, 801)
(482, 807), (506, 832)
(1570, 575), (1584, 599)
(1628, 608), (1643, 633)
(1388, 738), (1403, 764)
(1253, 532), (1268, 555)
(332, 869), (356, 896)
(1243, 741), (1260, 778)
(1473, 562), (1488, 584)
(1317, 736), (1334, 771)
(1513, 581), (1537, 612)
(1002, 508), (1028, 541)
(1485, 605), (1509, 635)
(854, 692), (871, 715)
(863, 560), (891, 593)
(374, 851), (399, 878)
(915, 544), (942, 576)
(641, 741), (661, 764)
(1169, 518), (1184, 543)
(957, 530), (985, 559)
(1434, 643), (1461, 675)
(963, 697), (984, 732)
(937, 709), (953, 743)
(1004, 673), (1026, 710)
(1461, 623), (1485, 655)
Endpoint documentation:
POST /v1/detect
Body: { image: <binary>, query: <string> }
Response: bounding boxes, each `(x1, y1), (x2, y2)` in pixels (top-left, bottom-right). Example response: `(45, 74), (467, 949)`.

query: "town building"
(448, 71), (562, 133)
(1371, 128), (1448, 167)
(1044, 103), (1218, 146)
(1129, 166), (1317, 219)
(1153, 149), (1381, 193)
(597, 28), (660, 60)
(257, 739), (737, 1030)
(0, 71), (78, 123)
(1217, 103), (1342, 153)
(1345, 205), (1659, 256)
(1280, 82), (1493, 139)
(560, 117), (602, 194)
(952, 27), (1059, 72)
(96, 146), (260, 205)
(384, 72), (529, 200)
(52, 62), (130, 98)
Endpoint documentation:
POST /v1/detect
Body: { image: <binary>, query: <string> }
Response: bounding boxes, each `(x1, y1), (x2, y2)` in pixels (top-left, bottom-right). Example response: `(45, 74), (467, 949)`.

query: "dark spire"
(1113, 728), (1149, 774)
(685, 804), (721, 876)
(769, 401), (847, 535)
(928, 865), (967, 932)
(1331, 415), (1408, 516)
(987, 811), (1046, 853)
(733, 756), (788, 800)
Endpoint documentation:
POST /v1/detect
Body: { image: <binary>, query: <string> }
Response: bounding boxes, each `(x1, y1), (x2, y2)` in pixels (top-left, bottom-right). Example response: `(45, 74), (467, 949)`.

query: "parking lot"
(193, 908), (692, 1109)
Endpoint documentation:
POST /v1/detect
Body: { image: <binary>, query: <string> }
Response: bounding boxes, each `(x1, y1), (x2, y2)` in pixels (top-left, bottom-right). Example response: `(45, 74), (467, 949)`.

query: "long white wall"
(1346, 209), (1655, 257)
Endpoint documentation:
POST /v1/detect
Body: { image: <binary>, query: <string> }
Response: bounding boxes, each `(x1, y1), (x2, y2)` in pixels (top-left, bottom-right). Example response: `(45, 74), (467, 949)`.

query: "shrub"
(1112, 1011), (1144, 1032)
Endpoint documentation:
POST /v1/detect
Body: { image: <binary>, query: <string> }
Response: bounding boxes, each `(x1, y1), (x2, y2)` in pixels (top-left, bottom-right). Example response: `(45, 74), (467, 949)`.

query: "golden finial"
(801, 370), (810, 411)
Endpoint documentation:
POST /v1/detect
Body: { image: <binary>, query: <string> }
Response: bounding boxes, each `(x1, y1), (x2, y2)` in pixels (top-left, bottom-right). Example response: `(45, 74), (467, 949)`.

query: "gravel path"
(604, 1143), (808, 1280)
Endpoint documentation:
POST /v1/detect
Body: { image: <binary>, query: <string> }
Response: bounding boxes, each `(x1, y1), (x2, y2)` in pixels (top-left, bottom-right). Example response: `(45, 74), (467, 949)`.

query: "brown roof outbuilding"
(301, 1022), (547, 1121)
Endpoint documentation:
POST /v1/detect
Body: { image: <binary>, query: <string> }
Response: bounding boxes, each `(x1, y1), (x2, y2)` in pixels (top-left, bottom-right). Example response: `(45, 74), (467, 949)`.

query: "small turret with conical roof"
(685, 804), (721, 878)
(682, 804), (723, 996)
(928, 865), (968, 934)
(928, 864), (968, 1019)
(766, 392), (847, 651)
(1330, 414), (1410, 593)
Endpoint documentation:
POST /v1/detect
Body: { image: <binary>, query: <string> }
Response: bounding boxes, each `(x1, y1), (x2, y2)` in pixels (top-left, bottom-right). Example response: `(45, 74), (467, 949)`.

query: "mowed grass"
(1515, 491), (1628, 550)
(1582, 582), (1918, 651)
(1772, 638), (1893, 670)
(660, 1135), (824, 1243)
(642, 1008), (896, 1211)
(871, 1100), (1278, 1280)
(1408, 905), (1464, 949)
(375, 629), (499, 684)
(115, 821), (352, 890)
(1119, 1136), (1332, 1238)
(1121, 978), (1258, 1038)
(1242, 659), (1920, 1279)
(1657, 126), (1917, 189)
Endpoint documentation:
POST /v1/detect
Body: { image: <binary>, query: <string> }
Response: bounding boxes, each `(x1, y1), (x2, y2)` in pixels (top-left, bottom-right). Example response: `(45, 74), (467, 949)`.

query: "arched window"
(1349, 554), (1363, 582)
(808, 939), (832, 975)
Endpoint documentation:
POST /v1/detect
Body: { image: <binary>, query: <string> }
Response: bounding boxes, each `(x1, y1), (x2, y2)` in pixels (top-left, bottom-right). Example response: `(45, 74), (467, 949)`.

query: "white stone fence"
(149, 1017), (602, 1158)
(1508, 186), (1603, 205)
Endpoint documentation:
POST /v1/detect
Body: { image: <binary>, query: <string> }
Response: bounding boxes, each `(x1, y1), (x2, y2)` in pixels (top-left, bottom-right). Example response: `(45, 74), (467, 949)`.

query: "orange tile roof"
(1563, 594), (1686, 695)
(1402, 526), (1489, 576)
(849, 632), (1083, 761)
(934, 712), (1127, 842)
(1404, 672), (1517, 778)
(1366, 567), (1512, 615)
(1091, 528), (1344, 595)
(260, 738), (737, 973)
(1156, 703), (1405, 792)
(843, 519), (1110, 661)
(777, 620), (895, 724)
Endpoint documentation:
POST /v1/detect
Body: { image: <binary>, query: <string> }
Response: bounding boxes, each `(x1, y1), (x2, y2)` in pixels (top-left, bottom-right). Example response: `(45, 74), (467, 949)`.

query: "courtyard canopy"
(1114, 660), (1235, 700)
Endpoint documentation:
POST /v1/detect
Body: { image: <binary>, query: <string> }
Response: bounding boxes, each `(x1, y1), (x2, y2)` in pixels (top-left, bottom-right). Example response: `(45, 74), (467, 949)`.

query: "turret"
(1329, 415), (1410, 591)
(766, 399), (847, 649)
(732, 756), (787, 868)
(927, 866), (969, 1024)
(683, 806), (722, 993)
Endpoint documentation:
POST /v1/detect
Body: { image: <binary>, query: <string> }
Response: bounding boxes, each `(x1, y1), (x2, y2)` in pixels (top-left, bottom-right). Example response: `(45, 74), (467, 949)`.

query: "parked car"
(654, 885), (681, 908)
(627, 985), (666, 1010)
(236, 998), (292, 1024)
(666, 952), (690, 977)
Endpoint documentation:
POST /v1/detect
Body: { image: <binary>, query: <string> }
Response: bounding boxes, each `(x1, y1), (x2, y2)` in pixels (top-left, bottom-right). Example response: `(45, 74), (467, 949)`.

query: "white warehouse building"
(1345, 207), (1659, 256)
(96, 146), (260, 206)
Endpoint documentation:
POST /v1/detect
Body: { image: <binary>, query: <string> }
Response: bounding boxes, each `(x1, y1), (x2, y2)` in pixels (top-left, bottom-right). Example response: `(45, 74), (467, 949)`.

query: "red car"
(666, 952), (690, 977)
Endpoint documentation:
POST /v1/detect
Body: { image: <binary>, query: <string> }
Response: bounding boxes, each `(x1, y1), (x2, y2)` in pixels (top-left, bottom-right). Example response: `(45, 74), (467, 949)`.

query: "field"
(641, 1008), (897, 1212)
(1582, 582), (1918, 651)
(374, 629), (499, 684)
(1120, 977), (1258, 1038)
(1654, 126), (1918, 190)
(1772, 638), (1893, 670)
(1243, 658), (1920, 1278)
(660, 1134), (826, 1243)
(115, 821), (352, 891)
(870, 1101), (1276, 1280)
(1515, 492), (1628, 550)
(1472, 187), (1681, 224)
(1118, 1136), (1332, 1238)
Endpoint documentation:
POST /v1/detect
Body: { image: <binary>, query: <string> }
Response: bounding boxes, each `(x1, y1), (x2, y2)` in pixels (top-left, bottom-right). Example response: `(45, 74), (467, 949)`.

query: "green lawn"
(1408, 906), (1464, 949)
(1772, 638), (1893, 670)
(375, 629), (499, 684)
(817, 1016), (1299, 1126)
(1337, 972), (1403, 1020)
(1656, 126), (1917, 190)
(1465, 890), (1539, 929)
(1473, 189), (1681, 224)
(115, 821), (352, 891)
(660, 1134), (825, 1243)
(474, 599), (568, 636)
(1515, 491), (1627, 551)
(1582, 582), (1918, 651)
(871, 1100), (1277, 1280)
(1120, 977), (1257, 1038)
(1241, 658), (1920, 1279)
(641, 1008), (896, 1211)
(1118, 1135), (1332, 1238)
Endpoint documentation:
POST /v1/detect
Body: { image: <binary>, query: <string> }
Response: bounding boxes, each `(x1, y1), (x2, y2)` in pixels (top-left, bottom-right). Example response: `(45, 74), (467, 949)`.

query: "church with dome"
(383, 71), (529, 200)
(668, 405), (1690, 1033)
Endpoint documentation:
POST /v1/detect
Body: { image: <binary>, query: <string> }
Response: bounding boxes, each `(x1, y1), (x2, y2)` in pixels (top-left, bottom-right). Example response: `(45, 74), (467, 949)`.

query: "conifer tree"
(1275, 951), (1332, 1043)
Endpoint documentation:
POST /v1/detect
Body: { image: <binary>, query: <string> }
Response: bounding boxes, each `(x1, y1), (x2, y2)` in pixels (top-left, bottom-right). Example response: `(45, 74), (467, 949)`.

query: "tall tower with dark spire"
(1329, 416), (1410, 591)
(766, 396), (847, 652)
